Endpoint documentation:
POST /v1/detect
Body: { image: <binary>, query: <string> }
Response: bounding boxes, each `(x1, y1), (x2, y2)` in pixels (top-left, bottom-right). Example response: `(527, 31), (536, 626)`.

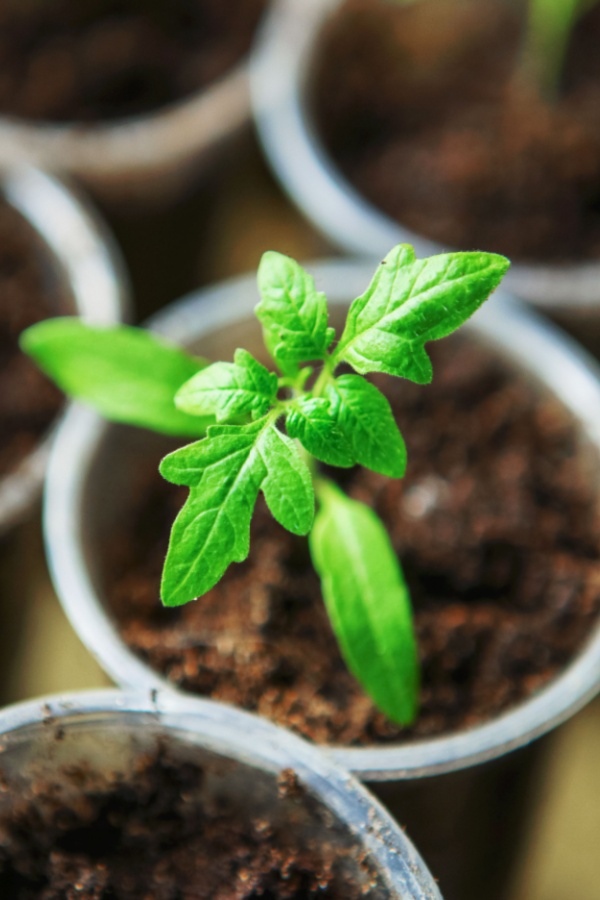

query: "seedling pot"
(0, 688), (441, 900)
(251, 0), (600, 334)
(0, 36), (261, 209)
(0, 166), (128, 538)
(45, 262), (600, 900)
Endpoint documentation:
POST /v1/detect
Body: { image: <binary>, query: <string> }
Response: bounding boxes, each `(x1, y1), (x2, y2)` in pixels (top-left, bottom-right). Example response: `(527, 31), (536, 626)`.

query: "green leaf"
(175, 349), (278, 423)
(325, 375), (406, 478)
(159, 419), (314, 607)
(20, 318), (210, 437)
(310, 479), (419, 725)
(256, 251), (335, 373)
(286, 397), (354, 468)
(335, 244), (509, 384)
(260, 425), (315, 534)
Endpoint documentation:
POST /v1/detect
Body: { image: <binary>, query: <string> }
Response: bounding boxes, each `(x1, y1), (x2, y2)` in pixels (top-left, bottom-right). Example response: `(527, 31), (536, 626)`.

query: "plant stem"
(521, 0), (587, 100)
(312, 356), (335, 398)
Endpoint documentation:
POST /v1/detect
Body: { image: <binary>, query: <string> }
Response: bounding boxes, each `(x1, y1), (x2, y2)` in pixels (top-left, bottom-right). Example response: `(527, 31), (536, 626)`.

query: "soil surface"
(104, 336), (600, 746)
(0, 201), (68, 480)
(313, 0), (600, 262)
(0, 0), (267, 123)
(0, 746), (378, 898)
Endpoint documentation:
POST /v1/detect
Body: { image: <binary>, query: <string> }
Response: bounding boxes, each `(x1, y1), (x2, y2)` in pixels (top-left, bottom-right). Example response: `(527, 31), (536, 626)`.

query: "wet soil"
(0, 201), (68, 480)
(0, 0), (267, 123)
(104, 335), (600, 745)
(313, 0), (600, 262)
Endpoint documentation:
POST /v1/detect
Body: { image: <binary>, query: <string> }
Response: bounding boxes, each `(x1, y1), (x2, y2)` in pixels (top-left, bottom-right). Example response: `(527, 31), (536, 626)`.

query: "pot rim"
(0, 57), (251, 185)
(250, 0), (600, 311)
(45, 260), (600, 782)
(0, 165), (129, 536)
(0, 687), (442, 900)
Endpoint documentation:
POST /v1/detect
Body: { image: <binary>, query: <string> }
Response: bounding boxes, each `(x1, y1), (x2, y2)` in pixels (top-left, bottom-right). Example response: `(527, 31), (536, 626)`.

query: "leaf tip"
(257, 249), (288, 281)
(159, 578), (194, 609)
(487, 252), (511, 280)
(383, 693), (419, 727)
(158, 452), (178, 484)
(19, 318), (60, 359)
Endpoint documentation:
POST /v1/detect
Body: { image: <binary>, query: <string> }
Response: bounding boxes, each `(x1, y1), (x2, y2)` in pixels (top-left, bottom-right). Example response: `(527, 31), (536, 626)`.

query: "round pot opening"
(0, 1), (271, 205)
(251, 0), (600, 315)
(0, 689), (441, 900)
(45, 261), (600, 781)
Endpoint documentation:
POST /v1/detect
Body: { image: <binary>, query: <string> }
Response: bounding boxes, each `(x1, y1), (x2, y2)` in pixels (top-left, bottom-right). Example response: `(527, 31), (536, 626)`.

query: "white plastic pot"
(251, 0), (600, 325)
(0, 17), (268, 209)
(0, 166), (128, 537)
(44, 261), (600, 898)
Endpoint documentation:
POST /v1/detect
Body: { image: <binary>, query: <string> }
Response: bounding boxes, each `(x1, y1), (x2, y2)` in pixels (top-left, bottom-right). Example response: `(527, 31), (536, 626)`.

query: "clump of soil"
(0, 0), (267, 123)
(104, 335), (600, 746)
(0, 201), (68, 480)
(313, 0), (600, 261)
(0, 745), (380, 899)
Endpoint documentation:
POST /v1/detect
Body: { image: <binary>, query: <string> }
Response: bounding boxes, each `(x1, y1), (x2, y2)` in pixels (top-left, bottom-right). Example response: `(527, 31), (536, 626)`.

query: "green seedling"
(22, 245), (509, 725)
(523, 0), (597, 97)
(386, 0), (597, 100)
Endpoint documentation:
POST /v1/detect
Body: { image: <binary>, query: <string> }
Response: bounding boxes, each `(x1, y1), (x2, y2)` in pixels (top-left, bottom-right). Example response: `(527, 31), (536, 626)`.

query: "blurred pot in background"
(252, 0), (600, 347)
(0, 689), (442, 900)
(0, 0), (268, 208)
(0, 165), (127, 704)
(45, 262), (600, 900)
(0, 166), (128, 536)
(0, 0), (273, 317)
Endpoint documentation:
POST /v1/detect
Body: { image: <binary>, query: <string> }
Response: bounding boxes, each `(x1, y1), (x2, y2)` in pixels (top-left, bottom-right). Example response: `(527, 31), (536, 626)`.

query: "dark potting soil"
(0, 746), (378, 899)
(0, 201), (67, 480)
(0, 0), (267, 123)
(104, 336), (600, 746)
(313, 0), (600, 262)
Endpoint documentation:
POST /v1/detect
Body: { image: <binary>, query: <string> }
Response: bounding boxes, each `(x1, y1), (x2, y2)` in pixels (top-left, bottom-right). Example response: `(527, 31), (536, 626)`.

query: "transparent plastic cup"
(0, 689), (442, 900)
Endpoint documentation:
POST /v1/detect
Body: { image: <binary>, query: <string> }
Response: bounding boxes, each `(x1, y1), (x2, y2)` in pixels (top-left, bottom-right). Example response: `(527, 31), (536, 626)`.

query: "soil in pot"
(101, 334), (600, 746)
(312, 0), (600, 262)
(0, 0), (267, 123)
(0, 737), (383, 898)
(0, 200), (69, 481)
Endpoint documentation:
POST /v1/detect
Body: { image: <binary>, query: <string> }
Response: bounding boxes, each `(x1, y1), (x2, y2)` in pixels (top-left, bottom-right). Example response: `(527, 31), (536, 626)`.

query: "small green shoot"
(522, 0), (596, 98)
(386, 0), (597, 102)
(22, 245), (509, 726)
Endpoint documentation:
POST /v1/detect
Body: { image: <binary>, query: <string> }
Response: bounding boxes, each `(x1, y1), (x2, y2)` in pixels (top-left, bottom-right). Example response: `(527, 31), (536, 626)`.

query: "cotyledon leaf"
(175, 349), (278, 423)
(20, 318), (211, 437)
(335, 244), (509, 384)
(310, 479), (419, 725)
(159, 419), (314, 607)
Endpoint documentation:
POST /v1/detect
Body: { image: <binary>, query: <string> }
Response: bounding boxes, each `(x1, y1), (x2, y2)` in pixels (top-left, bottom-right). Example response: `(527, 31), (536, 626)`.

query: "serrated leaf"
(325, 375), (406, 478)
(335, 244), (509, 384)
(256, 251), (335, 372)
(20, 318), (210, 437)
(286, 397), (354, 468)
(310, 479), (419, 725)
(159, 420), (314, 607)
(175, 348), (278, 423)
(260, 426), (315, 534)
